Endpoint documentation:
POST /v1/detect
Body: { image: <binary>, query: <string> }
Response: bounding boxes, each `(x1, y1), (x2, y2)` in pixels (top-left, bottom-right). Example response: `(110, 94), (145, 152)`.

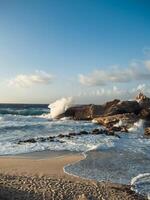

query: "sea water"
(0, 102), (149, 198)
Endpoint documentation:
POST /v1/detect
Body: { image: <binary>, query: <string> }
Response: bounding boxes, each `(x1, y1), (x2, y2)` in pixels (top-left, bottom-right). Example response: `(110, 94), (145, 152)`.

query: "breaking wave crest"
(48, 97), (73, 119)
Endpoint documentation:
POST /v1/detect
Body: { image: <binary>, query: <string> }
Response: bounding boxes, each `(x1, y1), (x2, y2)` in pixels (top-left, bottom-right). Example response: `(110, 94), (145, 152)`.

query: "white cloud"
(8, 71), (54, 88)
(77, 83), (150, 104)
(144, 60), (150, 70)
(79, 66), (150, 86)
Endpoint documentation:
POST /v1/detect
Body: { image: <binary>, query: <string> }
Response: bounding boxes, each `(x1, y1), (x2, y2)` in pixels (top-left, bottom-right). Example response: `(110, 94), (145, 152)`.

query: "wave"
(0, 133), (117, 155)
(48, 97), (73, 119)
(131, 173), (150, 199)
(0, 108), (49, 116)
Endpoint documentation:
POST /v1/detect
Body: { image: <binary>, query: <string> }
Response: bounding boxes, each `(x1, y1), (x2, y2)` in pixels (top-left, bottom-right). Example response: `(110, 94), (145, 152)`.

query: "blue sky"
(0, 0), (150, 103)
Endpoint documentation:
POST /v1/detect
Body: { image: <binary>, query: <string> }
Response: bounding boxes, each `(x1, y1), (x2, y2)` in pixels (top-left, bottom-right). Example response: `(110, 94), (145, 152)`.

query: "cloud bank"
(79, 65), (150, 86)
(9, 71), (53, 88)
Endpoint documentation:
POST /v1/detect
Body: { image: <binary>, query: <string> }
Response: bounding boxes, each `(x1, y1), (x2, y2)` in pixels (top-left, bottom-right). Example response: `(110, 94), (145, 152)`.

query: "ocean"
(0, 103), (149, 199)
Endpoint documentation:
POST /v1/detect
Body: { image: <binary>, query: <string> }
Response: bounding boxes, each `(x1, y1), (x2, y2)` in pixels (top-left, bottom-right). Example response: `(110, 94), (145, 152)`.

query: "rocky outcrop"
(56, 93), (150, 133)
(60, 97), (141, 120)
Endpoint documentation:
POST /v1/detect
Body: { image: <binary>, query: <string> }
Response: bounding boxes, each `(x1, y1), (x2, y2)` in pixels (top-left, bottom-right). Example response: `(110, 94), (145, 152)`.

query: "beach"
(0, 151), (146, 200)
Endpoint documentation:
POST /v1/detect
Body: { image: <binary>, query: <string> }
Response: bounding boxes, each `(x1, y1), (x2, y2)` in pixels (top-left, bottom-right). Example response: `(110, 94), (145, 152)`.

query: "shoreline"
(0, 150), (146, 200)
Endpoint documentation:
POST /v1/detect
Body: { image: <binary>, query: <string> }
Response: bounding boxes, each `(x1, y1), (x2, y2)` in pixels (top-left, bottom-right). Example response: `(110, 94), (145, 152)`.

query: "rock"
(139, 108), (150, 119)
(18, 138), (37, 144)
(104, 100), (140, 116)
(80, 131), (89, 135)
(107, 126), (128, 133)
(93, 113), (139, 130)
(60, 105), (94, 120)
(68, 132), (77, 136)
(91, 128), (107, 135)
(60, 96), (142, 120)
(144, 127), (150, 136)
(136, 93), (150, 109)
(58, 134), (66, 138)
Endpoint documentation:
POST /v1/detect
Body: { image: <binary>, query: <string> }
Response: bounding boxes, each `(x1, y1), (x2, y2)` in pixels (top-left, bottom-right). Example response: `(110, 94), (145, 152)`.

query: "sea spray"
(48, 97), (73, 119)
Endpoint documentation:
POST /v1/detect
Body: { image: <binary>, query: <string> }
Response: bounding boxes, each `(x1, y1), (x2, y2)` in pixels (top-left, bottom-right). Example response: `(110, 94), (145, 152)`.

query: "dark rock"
(69, 132), (77, 136)
(92, 129), (104, 135)
(18, 138), (37, 144)
(139, 108), (150, 119)
(80, 131), (89, 135)
(58, 134), (65, 138)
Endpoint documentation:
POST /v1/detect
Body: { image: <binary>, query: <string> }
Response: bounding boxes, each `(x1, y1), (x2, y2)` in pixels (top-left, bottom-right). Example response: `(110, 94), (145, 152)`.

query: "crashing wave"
(48, 97), (73, 119)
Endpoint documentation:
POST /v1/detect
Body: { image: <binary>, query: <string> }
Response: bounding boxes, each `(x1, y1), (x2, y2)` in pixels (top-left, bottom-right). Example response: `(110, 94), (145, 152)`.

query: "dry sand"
(0, 151), (146, 200)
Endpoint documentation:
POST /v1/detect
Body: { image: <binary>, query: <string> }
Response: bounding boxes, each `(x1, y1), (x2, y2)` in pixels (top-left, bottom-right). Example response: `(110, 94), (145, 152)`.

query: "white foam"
(131, 173), (150, 199)
(128, 120), (144, 134)
(0, 134), (117, 155)
(48, 97), (73, 119)
(114, 120), (123, 127)
(92, 119), (99, 124)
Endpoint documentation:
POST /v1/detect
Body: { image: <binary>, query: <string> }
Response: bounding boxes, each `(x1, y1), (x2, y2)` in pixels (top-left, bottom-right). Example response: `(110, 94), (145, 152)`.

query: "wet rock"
(18, 138), (37, 144)
(92, 129), (105, 135)
(80, 131), (89, 135)
(58, 134), (66, 138)
(93, 113), (139, 130)
(139, 108), (150, 119)
(107, 126), (128, 133)
(144, 127), (150, 136)
(68, 132), (77, 137)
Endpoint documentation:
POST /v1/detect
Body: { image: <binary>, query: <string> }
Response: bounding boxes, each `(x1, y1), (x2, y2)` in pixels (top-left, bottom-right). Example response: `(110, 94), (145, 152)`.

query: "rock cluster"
(18, 128), (119, 145)
(59, 93), (150, 136)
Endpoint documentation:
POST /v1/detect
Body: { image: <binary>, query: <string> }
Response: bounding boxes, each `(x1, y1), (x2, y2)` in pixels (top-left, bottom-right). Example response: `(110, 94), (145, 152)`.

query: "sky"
(0, 0), (150, 104)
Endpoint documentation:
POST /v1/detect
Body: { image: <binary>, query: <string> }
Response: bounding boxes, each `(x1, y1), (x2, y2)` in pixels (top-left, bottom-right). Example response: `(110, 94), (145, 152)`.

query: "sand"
(0, 151), (146, 200)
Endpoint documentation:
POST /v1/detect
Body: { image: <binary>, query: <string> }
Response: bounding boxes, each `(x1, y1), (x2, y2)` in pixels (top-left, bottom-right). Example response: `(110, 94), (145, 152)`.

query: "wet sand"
(0, 151), (146, 200)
